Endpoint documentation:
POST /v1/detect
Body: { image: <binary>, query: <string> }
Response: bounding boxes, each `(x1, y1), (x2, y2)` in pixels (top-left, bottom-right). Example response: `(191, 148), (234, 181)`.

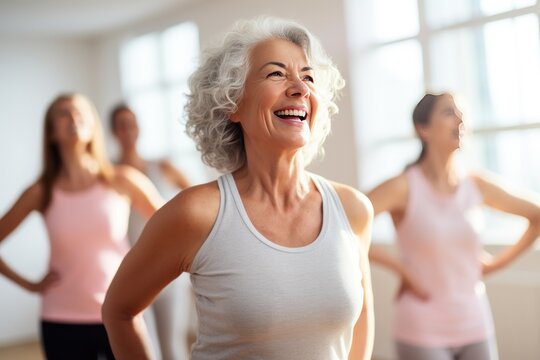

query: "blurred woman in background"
(110, 103), (196, 359)
(368, 92), (540, 360)
(0, 93), (162, 359)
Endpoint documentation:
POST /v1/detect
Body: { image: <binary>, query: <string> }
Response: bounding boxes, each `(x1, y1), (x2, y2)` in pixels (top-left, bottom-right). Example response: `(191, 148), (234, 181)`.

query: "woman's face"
(113, 109), (139, 148)
(419, 94), (464, 153)
(230, 38), (319, 155)
(50, 97), (95, 146)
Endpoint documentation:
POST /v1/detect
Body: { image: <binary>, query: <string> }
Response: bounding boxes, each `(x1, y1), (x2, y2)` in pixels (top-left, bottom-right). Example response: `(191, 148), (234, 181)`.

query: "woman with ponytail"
(367, 92), (540, 360)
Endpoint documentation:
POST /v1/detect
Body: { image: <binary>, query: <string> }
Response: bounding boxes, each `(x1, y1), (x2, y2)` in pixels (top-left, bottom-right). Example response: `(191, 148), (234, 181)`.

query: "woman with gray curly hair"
(103, 16), (374, 360)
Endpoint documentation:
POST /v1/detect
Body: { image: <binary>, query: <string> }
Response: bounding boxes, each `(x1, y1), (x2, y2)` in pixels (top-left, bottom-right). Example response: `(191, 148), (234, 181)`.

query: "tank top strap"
(309, 173), (356, 237)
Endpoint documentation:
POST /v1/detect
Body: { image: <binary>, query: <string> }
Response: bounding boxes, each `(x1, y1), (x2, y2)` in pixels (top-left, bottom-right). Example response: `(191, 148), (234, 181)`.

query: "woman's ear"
(415, 123), (429, 142)
(229, 111), (241, 123)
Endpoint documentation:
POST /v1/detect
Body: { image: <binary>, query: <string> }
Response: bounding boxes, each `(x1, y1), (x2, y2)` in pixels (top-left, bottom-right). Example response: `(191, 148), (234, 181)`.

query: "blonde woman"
(0, 93), (162, 359)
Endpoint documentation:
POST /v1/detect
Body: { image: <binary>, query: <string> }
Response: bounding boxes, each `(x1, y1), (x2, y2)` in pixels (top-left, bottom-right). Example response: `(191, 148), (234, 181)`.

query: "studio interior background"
(0, 0), (539, 359)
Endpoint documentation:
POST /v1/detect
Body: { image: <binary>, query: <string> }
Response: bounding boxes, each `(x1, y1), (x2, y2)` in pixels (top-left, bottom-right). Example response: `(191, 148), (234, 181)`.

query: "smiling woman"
(102, 16), (375, 360)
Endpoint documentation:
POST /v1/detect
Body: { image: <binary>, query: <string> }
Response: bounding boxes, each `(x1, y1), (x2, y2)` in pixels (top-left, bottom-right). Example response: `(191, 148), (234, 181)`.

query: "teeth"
(275, 109), (307, 117)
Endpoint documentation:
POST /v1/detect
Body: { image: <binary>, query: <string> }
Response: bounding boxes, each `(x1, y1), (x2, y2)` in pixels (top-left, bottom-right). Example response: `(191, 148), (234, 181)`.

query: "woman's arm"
(474, 172), (540, 275)
(0, 182), (57, 292)
(114, 165), (165, 219)
(102, 182), (220, 359)
(332, 183), (374, 360)
(159, 160), (192, 190)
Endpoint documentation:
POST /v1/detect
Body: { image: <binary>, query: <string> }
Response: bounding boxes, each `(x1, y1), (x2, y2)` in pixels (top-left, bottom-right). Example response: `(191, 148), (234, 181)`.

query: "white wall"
(0, 36), (95, 344)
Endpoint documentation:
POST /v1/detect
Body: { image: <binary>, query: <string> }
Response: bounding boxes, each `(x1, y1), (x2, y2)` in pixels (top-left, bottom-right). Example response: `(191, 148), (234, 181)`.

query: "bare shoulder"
(470, 169), (505, 191)
(25, 181), (45, 199)
(110, 164), (152, 193)
(158, 159), (173, 170)
(112, 164), (143, 184)
(19, 181), (45, 211)
(0, 181), (44, 226)
(328, 180), (373, 238)
(368, 172), (408, 196)
(366, 172), (408, 215)
(164, 180), (220, 223)
(145, 180), (221, 271)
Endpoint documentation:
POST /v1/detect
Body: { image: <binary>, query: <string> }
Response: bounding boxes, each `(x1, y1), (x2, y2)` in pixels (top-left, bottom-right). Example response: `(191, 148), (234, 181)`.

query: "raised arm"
(332, 182), (374, 360)
(474, 172), (540, 275)
(0, 182), (57, 292)
(102, 182), (220, 359)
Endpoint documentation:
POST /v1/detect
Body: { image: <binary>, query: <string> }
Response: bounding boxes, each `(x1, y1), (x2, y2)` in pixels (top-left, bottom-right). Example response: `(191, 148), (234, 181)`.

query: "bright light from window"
(120, 34), (160, 91)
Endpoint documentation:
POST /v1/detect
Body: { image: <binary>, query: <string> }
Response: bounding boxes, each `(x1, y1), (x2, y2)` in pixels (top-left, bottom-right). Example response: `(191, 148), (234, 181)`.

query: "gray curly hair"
(185, 16), (345, 173)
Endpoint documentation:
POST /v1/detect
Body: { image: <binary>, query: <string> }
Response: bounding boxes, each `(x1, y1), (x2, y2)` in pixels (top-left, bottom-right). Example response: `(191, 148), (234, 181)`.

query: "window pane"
(346, 0), (419, 44)
(467, 129), (540, 192)
(166, 86), (210, 184)
(484, 15), (540, 124)
(353, 40), (424, 145)
(162, 22), (200, 81)
(361, 140), (420, 190)
(167, 84), (193, 152)
(480, 0), (536, 16)
(430, 15), (540, 127)
(120, 34), (160, 91)
(429, 28), (488, 129)
(425, 0), (474, 28)
(369, 0), (419, 42)
(129, 90), (168, 160)
(425, 0), (536, 27)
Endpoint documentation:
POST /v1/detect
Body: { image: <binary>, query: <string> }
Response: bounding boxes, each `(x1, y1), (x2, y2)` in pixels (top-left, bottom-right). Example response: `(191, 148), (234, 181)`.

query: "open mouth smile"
(274, 109), (307, 121)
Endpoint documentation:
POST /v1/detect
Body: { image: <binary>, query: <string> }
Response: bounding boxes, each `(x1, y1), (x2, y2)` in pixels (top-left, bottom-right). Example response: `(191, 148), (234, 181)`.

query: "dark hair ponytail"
(407, 92), (449, 167)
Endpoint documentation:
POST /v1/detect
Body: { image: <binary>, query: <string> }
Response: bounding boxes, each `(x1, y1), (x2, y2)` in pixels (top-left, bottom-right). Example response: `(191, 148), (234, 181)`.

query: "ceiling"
(0, 0), (192, 38)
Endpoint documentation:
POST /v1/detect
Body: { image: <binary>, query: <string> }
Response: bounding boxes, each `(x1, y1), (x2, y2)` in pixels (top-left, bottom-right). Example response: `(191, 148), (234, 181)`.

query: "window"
(346, 0), (540, 243)
(120, 22), (210, 184)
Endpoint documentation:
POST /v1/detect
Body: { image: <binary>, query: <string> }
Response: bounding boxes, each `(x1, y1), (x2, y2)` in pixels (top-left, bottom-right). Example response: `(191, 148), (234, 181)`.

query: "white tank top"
(189, 173), (364, 359)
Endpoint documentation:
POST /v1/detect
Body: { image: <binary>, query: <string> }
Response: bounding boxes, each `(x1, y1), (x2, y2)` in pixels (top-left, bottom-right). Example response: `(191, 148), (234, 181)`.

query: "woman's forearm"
(484, 222), (540, 275)
(101, 311), (154, 360)
(368, 246), (407, 276)
(0, 256), (35, 291)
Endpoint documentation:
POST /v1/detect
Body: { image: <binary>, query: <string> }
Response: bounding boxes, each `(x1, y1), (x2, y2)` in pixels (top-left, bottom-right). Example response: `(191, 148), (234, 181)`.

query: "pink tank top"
(42, 182), (130, 323)
(393, 166), (494, 347)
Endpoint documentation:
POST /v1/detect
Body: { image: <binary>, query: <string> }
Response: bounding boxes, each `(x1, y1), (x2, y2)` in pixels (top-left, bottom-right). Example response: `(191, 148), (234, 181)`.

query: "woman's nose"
(286, 77), (310, 98)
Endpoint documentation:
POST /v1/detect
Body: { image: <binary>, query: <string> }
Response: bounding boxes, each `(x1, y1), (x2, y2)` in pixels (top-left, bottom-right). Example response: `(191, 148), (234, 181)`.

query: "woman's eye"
(267, 71), (284, 78)
(303, 75), (314, 83)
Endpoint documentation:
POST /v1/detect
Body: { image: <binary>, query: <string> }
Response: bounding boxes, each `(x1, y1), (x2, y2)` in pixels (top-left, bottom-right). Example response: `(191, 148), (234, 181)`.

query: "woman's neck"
(418, 151), (459, 193)
(234, 152), (311, 210)
(58, 146), (99, 188)
(119, 147), (146, 172)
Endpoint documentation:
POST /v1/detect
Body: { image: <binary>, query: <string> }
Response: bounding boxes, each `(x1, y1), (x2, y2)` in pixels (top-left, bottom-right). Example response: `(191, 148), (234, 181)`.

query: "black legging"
(40, 321), (115, 360)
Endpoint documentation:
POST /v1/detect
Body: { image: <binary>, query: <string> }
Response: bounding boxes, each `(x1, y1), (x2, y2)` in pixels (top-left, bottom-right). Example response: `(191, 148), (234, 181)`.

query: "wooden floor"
(0, 340), (387, 359)
(0, 341), (42, 360)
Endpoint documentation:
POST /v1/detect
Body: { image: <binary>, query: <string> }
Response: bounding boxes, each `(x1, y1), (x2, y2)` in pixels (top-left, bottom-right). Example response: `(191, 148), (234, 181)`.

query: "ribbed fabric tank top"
(393, 166), (494, 347)
(190, 173), (364, 359)
(42, 182), (130, 323)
